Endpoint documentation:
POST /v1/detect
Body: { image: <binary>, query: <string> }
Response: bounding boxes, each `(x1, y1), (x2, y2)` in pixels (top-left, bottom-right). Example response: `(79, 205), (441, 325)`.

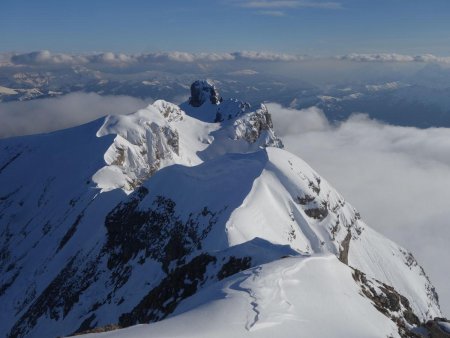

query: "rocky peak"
(188, 80), (222, 107)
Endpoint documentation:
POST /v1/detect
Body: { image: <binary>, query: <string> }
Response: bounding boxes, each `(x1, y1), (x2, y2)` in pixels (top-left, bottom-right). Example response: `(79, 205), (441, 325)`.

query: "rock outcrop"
(188, 80), (222, 107)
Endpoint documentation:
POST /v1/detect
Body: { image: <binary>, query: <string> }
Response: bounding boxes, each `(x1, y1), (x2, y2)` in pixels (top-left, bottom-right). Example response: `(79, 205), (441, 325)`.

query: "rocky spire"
(188, 80), (222, 107)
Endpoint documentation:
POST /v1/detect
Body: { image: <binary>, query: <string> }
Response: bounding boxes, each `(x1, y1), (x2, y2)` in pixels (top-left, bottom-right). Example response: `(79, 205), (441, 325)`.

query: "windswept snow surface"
(82, 255), (400, 338)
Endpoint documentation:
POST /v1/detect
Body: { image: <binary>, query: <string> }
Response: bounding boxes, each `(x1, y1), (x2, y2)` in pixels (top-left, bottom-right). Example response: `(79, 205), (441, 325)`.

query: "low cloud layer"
(339, 53), (450, 64)
(269, 103), (450, 316)
(238, 0), (342, 11)
(0, 93), (150, 138)
(10, 50), (88, 66)
(2, 50), (306, 67)
(227, 69), (259, 76)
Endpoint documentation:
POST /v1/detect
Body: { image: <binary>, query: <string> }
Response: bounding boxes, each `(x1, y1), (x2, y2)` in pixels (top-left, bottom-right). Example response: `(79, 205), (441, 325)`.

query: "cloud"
(0, 93), (151, 138)
(268, 103), (450, 316)
(242, 0), (302, 8)
(6, 51), (237, 67)
(0, 52), (14, 66)
(232, 51), (303, 61)
(413, 53), (450, 64)
(139, 52), (235, 63)
(227, 69), (259, 75)
(339, 53), (450, 64)
(339, 53), (415, 62)
(257, 10), (286, 16)
(240, 0), (341, 9)
(4, 50), (309, 68)
(7, 50), (307, 67)
(299, 1), (341, 9)
(10, 50), (88, 65)
(7, 50), (450, 70)
(88, 52), (135, 65)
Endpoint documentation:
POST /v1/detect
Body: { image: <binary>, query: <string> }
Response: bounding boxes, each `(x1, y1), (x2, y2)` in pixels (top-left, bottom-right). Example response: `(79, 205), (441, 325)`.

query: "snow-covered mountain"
(0, 80), (446, 338)
(289, 81), (450, 128)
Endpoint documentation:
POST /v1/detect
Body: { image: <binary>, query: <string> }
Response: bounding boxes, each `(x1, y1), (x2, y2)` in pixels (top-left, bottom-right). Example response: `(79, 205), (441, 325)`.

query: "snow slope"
(0, 81), (442, 338)
(82, 255), (401, 338)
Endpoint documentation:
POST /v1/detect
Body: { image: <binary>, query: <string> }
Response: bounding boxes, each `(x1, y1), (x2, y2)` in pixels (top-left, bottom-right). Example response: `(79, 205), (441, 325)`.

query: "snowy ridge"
(93, 86), (282, 192)
(82, 255), (402, 338)
(0, 81), (444, 338)
(93, 100), (205, 191)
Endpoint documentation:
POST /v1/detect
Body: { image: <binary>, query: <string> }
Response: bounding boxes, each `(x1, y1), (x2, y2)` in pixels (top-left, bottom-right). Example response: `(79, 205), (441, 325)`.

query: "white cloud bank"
(269, 103), (450, 316)
(227, 69), (259, 75)
(3, 50), (306, 67)
(239, 0), (342, 10)
(0, 93), (151, 138)
(256, 10), (286, 16)
(10, 50), (88, 65)
(5, 50), (450, 69)
(339, 53), (450, 64)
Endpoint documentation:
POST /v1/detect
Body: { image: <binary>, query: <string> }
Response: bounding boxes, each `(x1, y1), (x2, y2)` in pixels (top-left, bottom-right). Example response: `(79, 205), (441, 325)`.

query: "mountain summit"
(0, 81), (446, 338)
(188, 79), (222, 107)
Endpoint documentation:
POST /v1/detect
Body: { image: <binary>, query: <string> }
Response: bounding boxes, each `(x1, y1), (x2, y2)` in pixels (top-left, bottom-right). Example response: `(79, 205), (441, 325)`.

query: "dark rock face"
(338, 230), (352, 265)
(217, 256), (252, 280)
(352, 268), (422, 338)
(9, 254), (100, 338)
(103, 187), (223, 273)
(118, 254), (252, 328)
(304, 201), (329, 220)
(72, 323), (122, 336)
(188, 80), (222, 107)
(423, 318), (450, 338)
(119, 253), (217, 327)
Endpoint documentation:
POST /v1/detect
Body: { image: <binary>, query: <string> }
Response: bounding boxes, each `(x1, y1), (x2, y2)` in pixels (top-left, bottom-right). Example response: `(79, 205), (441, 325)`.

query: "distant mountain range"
(2, 64), (450, 129)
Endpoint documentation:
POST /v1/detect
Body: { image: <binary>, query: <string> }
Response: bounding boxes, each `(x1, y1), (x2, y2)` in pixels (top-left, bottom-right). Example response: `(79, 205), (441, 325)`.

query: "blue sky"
(1, 0), (450, 55)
